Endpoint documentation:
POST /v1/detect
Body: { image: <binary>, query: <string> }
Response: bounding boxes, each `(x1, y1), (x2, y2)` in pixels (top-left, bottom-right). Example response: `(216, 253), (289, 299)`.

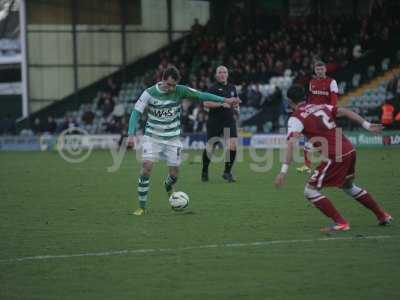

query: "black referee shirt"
(207, 82), (237, 123)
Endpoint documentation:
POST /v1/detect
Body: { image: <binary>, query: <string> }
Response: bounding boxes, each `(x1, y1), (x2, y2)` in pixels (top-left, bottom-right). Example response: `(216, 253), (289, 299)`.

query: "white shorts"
(140, 136), (182, 166)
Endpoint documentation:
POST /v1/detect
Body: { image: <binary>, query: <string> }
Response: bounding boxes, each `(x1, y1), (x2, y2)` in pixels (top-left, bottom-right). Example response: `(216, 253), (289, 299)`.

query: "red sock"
(356, 192), (386, 219)
(313, 197), (347, 224)
(304, 149), (311, 168)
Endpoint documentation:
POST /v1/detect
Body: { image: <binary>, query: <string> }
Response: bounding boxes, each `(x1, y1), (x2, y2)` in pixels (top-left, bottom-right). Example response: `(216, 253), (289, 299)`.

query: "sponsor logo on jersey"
(151, 108), (176, 118)
(310, 90), (329, 96)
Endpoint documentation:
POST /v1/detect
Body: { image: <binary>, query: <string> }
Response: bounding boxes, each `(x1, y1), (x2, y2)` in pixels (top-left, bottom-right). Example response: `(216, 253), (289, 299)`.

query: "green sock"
(138, 175), (150, 208)
(164, 175), (177, 194)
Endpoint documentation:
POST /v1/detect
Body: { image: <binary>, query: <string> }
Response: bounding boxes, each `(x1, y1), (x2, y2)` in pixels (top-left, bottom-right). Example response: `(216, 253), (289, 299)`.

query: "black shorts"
(206, 119), (238, 141)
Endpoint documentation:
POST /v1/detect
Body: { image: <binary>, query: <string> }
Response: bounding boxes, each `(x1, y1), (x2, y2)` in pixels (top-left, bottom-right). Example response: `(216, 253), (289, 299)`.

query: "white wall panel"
(77, 32), (122, 65)
(126, 32), (168, 64)
(29, 67), (74, 112)
(28, 32), (73, 65)
(78, 66), (119, 89)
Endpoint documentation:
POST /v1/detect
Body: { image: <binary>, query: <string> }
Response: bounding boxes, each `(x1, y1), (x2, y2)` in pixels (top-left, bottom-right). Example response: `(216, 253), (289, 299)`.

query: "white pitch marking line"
(0, 235), (394, 264)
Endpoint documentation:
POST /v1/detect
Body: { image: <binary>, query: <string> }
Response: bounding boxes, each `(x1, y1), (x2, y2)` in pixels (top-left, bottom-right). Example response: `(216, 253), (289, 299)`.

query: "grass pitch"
(0, 148), (399, 299)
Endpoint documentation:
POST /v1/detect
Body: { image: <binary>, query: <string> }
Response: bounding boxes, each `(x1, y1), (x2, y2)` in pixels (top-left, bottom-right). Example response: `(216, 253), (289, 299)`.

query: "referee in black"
(201, 65), (239, 182)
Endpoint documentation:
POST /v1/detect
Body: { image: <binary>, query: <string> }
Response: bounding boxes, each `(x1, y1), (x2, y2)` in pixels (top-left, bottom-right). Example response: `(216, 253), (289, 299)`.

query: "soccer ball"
(169, 191), (189, 211)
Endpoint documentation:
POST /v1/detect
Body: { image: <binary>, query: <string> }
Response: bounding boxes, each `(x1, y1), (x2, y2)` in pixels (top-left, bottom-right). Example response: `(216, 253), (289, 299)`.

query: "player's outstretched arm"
(336, 107), (383, 134)
(203, 101), (230, 109)
(179, 85), (240, 107)
(203, 85), (224, 108)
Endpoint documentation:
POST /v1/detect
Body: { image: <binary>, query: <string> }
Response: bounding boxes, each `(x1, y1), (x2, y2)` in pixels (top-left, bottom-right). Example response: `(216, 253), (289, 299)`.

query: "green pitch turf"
(0, 148), (399, 300)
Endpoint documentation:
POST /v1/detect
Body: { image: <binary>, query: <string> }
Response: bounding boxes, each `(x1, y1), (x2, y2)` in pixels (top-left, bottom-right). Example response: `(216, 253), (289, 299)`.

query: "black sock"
(202, 149), (211, 173)
(224, 150), (237, 173)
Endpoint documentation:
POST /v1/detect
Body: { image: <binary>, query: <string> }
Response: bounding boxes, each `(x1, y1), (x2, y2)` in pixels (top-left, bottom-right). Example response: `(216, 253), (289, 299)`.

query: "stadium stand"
(5, 5), (400, 136)
(341, 69), (400, 130)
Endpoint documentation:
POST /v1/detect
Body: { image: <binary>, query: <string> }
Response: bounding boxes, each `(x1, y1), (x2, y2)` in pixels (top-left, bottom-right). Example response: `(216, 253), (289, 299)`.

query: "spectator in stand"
(246, 84), (263, 108)
(181, 99), (194, 133)
(58, 116), (70, 133)
(238, 82), (248, 106)
(82, 107), (95, 125)
(0, 114), (15, 135)
(194, 110), (207, 132)
(102, 97), (114, 117)
(105, 116), (123, 134)
(352, 44), (362, 60)
(387, 75), (400, 98)
(267, 87), (283, 132)
(191, 18), (203, 36)
(112, 103), (125, 119)
(103, 77), (119, 97)
(32, 118), (42, 134)
(96, 91), (108, 110)
(381, 100), (394, 128)
(44, 116), (57, 134)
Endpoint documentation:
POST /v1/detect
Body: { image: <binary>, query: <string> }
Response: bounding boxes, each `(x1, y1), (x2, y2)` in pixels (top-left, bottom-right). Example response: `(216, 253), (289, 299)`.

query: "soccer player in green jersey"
(128, 66), (240, 215)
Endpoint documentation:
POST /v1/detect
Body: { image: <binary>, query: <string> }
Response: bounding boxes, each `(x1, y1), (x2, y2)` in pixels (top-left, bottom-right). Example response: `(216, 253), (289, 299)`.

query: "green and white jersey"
(134, 83), (224, 146)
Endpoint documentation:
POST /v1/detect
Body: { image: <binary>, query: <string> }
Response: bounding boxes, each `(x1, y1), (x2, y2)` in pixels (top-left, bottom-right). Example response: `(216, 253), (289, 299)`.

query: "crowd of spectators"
(2, 3), (398, 136)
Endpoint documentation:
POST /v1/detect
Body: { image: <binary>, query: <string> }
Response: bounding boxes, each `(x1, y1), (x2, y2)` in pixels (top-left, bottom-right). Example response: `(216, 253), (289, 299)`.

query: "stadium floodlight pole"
(19, 0), (29, 117)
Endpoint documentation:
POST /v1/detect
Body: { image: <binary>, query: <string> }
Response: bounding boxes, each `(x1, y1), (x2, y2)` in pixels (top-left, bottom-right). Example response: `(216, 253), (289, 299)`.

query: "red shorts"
(308, 151), (356, 189)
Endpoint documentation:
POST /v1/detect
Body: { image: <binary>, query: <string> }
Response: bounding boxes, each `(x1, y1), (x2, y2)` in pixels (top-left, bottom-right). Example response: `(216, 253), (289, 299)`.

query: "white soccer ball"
(169, 191), (189, 211)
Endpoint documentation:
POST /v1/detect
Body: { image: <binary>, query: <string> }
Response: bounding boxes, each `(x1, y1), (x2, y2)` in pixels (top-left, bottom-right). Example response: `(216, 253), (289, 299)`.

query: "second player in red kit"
(308, 61), (339, 106)
(298, 61), (340, 173)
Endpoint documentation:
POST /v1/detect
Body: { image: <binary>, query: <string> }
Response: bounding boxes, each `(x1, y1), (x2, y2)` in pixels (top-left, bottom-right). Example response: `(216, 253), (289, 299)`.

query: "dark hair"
(314, 60), (326, 67)
(162, 66), (181, 82)
(287, 84), (305, 103)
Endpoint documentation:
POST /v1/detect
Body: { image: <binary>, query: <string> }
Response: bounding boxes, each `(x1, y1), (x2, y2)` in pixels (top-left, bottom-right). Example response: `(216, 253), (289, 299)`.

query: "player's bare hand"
(222, 103), (231, 108)
(369, 123), (384, 134)
(224, 97), (241, 107)
(127, 136), (135, 148)
(274, 172), (286, 188)
(231, 97), (241, 108)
